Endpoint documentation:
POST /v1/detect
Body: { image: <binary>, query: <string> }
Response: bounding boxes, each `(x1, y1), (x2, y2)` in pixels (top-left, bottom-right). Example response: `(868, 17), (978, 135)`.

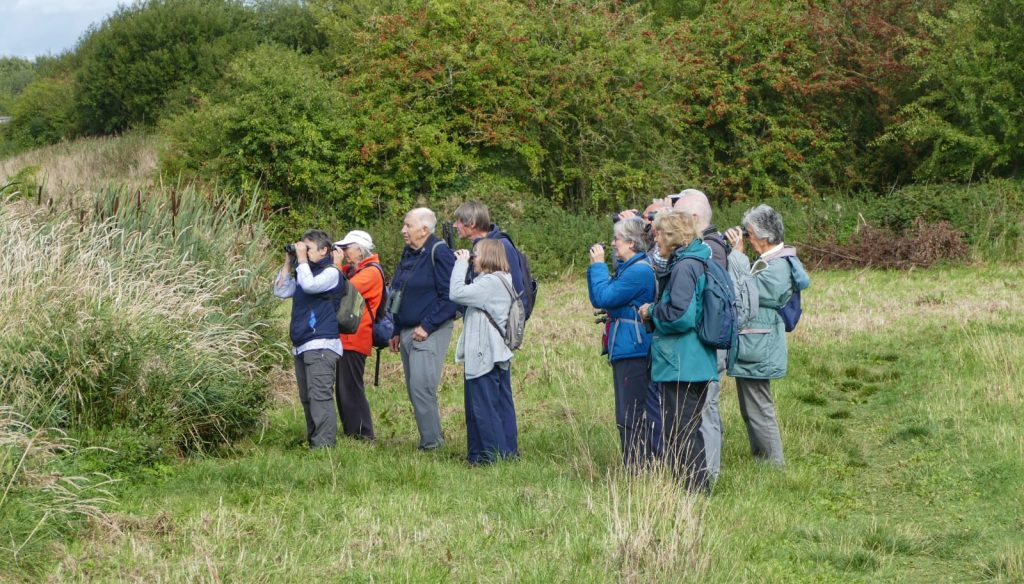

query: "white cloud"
(0, 0), (124, 58)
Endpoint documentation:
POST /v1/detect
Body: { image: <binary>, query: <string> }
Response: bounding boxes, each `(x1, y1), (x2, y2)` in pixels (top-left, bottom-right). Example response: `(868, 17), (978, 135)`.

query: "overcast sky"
(0, 0), (125, 59)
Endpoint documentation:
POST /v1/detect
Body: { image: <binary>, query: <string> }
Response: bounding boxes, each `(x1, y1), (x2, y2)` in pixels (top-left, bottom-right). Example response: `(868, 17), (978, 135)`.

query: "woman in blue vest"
(639, 212), (717, 492)
(587, 217), (658, 467)
(273, 229), (343, 449)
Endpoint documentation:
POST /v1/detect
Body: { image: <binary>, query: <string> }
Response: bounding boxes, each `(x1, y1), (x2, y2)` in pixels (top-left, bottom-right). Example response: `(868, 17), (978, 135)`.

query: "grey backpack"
(484, 273), (526, 350)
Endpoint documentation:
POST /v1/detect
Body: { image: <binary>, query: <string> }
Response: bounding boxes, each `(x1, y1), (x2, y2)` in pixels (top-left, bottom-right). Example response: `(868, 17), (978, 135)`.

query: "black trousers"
(661, 381), (710, 493)
(612, 358), (656, 466)
(335, 351), (375, 440)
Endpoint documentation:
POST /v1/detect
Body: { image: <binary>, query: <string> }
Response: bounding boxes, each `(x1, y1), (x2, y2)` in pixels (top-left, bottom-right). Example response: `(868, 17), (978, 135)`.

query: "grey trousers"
(399, 321), (454, 449)
(734, 377), (784, 465)
(294, 349), (339, 448)
(700, 350), (726, 480)
(700, 379), (723, 480)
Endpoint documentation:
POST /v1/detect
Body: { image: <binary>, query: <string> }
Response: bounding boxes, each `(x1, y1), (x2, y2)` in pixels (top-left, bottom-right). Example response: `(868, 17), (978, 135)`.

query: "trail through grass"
(33, 266), (1024, 582)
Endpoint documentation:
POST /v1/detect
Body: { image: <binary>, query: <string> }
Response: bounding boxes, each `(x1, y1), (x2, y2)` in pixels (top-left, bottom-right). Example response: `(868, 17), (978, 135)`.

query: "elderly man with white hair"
(387, 207), (458, 450)
(671, 189), (731, 482)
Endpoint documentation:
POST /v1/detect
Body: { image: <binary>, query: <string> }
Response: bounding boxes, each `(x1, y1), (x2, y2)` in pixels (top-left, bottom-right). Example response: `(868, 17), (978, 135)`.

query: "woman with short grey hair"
(612, 217), (652, 255)
(587, 217), (659, 466)
(724, 205), (810, 466)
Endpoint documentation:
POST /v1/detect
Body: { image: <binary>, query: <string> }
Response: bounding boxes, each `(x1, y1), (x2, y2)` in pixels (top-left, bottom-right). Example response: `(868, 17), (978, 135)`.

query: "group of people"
(273, 192), (811, 490)
(587, 190), (810, 492)
(274, 203), (530, 466)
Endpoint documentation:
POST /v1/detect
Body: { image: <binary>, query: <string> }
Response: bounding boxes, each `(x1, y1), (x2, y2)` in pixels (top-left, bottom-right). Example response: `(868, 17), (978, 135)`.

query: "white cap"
(334, 230), (374, 250)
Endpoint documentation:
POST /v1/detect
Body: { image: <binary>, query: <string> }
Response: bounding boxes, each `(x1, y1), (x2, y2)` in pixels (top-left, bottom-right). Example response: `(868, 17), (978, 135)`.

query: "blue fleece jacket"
(391, 235), (458, 334)
(587, 253), (656, 362)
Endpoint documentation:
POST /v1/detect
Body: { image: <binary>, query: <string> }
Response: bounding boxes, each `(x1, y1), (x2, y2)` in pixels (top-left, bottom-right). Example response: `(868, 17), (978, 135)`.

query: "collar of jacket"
(759, 242), (795, 261)
(669, 238), (711, 265)
(355, 253), (381, 271)
(405, 234), (439, 257)
(613, 252), (648, 275)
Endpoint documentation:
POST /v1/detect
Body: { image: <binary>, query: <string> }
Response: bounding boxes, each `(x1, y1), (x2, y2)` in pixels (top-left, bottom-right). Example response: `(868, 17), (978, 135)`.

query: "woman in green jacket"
(639, 211), (717, 493)
(725, 205), (810, 466)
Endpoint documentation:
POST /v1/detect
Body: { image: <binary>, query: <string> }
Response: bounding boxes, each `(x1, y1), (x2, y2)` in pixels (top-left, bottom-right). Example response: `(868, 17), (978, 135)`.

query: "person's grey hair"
(743, 204), (784, 244)
(454, 201), (491, 232)
(613, 217), (651, 254)
(348, 244), (372, 261)
(408, 207), (438, 233)
(674, 188), (712, 227)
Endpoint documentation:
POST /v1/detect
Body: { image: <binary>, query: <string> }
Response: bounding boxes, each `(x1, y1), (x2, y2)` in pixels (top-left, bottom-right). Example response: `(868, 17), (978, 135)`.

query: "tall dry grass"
(0, 406), (116, 574)
(0, 183), (278, 452)
(0, 132), (158, 201)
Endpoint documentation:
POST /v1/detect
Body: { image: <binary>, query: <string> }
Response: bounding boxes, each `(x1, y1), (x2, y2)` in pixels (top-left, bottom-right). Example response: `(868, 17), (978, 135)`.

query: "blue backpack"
(777, 257), (803, 332)
(689, 256), (738, 350)
(361, 262), (394, 348)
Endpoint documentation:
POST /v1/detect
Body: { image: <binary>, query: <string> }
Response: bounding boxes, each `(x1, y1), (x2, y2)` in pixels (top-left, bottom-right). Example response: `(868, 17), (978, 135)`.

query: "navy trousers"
(464, 365), (518, 464)
(612, 358), (657, 466)
(661, 381), (710, 493)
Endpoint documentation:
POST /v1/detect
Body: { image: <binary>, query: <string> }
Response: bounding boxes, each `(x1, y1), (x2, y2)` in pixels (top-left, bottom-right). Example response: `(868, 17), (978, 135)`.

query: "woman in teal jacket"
(639, 211), (717, 493)
(725, 205), (810, 466)
(587, 217), (657, 466)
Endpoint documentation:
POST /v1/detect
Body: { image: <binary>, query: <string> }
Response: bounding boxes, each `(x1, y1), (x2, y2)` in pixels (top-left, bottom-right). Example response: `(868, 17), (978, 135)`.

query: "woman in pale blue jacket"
(587, 217), (658, 466)
(449, 239), (518, 465)
(725, 205), (810, 466)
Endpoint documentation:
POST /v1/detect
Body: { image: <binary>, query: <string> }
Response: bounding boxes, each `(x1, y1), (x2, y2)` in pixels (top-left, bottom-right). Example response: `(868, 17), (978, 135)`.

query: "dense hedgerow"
(0, 184), (279, 457)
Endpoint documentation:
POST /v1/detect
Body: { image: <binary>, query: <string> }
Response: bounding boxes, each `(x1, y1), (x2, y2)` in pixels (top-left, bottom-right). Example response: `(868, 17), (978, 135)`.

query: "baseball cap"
(334, 230), (374, 250)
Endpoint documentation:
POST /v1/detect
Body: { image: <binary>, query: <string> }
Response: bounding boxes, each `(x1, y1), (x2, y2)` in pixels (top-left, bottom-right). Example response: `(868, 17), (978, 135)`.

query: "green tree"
(879, 0), (1024, 181)
(162, 45), (357, 225)
(3, 75), (78, 148)
(0, 57), (36, 115)
(75, 0), (258, 134)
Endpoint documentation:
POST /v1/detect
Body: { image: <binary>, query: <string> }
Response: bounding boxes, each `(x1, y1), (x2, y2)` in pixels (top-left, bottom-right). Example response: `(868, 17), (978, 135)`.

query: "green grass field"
(44, 266), (1024, 583)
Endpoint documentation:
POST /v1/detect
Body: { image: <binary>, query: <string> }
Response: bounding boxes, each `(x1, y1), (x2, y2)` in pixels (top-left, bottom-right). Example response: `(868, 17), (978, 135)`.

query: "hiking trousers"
(399, 321), (454, 449)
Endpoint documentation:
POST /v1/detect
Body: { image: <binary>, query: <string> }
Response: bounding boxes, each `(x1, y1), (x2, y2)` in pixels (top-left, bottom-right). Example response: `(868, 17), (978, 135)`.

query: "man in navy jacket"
(453, 201), (529, 315)
(388, 208), (458, 450)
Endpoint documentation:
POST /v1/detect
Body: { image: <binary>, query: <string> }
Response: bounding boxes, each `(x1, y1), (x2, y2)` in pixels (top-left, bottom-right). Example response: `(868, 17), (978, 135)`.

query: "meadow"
(31, 264), (1024, 583)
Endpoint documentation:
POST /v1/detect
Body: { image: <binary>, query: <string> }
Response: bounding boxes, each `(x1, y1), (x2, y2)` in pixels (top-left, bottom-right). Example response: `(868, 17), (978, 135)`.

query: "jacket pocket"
(736, 328), (771, 363)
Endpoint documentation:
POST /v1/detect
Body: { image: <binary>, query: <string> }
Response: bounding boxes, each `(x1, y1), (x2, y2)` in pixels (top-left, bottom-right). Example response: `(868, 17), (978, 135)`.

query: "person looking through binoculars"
(274, 230), (342, 449)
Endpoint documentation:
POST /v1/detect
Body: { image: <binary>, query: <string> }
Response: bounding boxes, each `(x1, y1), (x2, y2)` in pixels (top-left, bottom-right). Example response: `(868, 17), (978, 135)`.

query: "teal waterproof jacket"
(728, 246), (810, 380)
(650, 239), (719, 383)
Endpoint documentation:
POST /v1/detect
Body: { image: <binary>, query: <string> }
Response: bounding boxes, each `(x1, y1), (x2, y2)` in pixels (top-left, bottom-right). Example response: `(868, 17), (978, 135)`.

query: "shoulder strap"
(357, 262), (387, 321)
(430, 240), (444, 267)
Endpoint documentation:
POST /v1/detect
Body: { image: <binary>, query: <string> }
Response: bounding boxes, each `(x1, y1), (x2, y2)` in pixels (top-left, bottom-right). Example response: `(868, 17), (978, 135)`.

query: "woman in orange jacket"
(332, 230), (385, 440)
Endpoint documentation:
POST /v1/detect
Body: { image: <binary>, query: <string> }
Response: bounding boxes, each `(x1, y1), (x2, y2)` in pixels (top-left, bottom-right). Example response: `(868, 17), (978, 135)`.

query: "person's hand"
(638, 303), (651, 320)
(589, 243), (605, 264)
(454, 249), (471, 263)
(618, 209), (639, 221)
(389, 335), (400, 353)
(331, 247), (344, 266)
(294, 241), (309, 263)
(725, 227), (745, 254)
(412, 326), (429, 342)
